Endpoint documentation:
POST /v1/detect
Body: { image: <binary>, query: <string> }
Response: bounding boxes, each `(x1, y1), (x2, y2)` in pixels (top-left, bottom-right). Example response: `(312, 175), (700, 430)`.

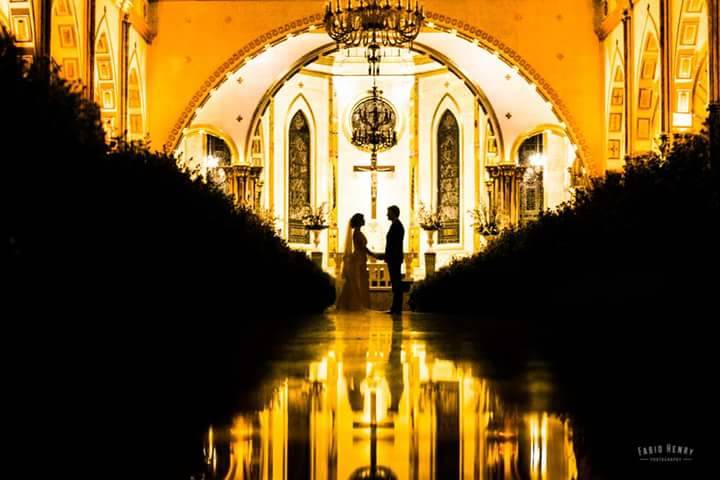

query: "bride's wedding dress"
(336, 228), (370, 311)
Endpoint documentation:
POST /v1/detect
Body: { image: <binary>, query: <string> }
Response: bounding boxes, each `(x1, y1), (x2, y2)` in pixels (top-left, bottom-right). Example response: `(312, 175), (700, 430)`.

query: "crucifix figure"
(354, 152), (395, 219)
(350, 81), (398, 218)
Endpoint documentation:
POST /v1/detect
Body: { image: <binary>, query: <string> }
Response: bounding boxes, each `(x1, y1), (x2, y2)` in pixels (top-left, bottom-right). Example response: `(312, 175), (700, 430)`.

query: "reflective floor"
(203, 311), (578, 480)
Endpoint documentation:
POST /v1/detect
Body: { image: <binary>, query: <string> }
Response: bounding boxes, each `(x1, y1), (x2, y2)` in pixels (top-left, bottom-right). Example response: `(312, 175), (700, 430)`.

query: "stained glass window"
(288, 111), (311, 244)
(438, 110), (460, 244)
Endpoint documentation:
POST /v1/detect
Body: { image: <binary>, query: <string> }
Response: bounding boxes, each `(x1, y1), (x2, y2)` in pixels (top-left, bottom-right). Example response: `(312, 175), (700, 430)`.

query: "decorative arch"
(240, 42), (505, 172)
(286, 100), (314, 245)
(510, 124), (570, 163)
(431, 94), (463, 245)
(94, 13), (118, 136)
(6, 0), (37, 58)
(673, 0), (709, 131)
(179, 124), (240, 166)
(51, 0), (83, 82)
(635, 10), (661, 151)
(166, 12), (592, 176)
(607, 47), (626, 161)
(513, 124), (575, 220)
(692, 55), (709, 127)
(127, 47), (145, 139)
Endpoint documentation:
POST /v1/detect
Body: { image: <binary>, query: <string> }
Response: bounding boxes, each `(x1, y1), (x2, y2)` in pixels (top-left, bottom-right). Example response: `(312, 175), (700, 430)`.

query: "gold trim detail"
(166, 11), (593, 174)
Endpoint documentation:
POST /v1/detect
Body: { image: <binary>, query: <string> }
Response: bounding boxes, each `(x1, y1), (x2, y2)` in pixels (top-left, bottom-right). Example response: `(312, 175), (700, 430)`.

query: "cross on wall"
(353, 152), (395, 219)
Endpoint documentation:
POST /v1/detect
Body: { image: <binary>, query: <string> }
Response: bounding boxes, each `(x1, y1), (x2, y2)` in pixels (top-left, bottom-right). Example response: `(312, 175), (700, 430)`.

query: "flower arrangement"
(469, 202), (500, 236)
(302, 203), (329, 230)
(417, 203), (443, 231)
(254, 207), (280, 231)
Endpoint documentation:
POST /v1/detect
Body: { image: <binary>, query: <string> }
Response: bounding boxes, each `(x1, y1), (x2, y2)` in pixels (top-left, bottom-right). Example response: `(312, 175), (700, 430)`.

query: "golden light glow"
(211, 313), (578, 480)
(673, 112), (693, 128)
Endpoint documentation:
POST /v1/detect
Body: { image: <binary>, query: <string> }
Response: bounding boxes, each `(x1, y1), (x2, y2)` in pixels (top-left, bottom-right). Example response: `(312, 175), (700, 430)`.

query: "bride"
(336, 213), (376, 311)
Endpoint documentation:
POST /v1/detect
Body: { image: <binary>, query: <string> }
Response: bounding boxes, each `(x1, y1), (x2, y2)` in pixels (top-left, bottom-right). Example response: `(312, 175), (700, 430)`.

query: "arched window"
(288, 111), (311, 244)
(207, 133), (231, 166)
(437, 110), (460, 244)
(518, 133), (544, 225)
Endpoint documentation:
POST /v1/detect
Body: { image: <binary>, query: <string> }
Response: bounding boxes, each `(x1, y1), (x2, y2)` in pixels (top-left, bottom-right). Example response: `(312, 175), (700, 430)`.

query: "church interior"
(1, 0), (717, 279)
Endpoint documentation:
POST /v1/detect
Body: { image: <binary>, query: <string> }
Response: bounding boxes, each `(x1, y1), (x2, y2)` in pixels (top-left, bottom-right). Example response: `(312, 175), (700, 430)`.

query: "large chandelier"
(324, 0), (425, 75)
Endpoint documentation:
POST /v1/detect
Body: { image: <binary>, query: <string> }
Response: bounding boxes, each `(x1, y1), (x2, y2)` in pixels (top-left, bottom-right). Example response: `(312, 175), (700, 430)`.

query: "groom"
(375, 205), (405, 314)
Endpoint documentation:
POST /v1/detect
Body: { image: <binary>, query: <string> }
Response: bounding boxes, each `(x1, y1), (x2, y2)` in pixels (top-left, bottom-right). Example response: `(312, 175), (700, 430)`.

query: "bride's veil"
(341, 220), (354, 279)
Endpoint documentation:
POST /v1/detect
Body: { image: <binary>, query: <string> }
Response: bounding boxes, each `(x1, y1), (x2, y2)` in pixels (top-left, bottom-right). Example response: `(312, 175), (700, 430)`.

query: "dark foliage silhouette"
(2, 32), (335, 315)
(410, 131), (718, 315)
(2, 31), (334, 478)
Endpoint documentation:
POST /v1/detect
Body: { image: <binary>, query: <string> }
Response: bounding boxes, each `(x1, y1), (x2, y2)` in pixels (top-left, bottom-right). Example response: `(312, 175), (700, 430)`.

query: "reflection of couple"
(336, 206), (405, 314)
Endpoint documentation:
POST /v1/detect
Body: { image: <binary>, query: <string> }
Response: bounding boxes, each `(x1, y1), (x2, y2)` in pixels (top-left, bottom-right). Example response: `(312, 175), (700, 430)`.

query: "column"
(84, 0), (96, 100)
(660, 0), (672, 134)
(708, 0), (720, 173)
(486, 165), (525, 228)
(623, 7), (635, 157)
(38, 0), (52, 58)
(119, 14), (130, 137)
(473, 101), (482, 252)
(268, 99), (275, 212)
(408, 78), (420, 277)
(328, 77), (339, 274)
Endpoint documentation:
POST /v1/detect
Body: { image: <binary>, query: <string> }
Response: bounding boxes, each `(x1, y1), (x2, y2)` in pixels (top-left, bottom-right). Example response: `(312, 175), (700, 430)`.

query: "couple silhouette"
(336, 205), (405, 314)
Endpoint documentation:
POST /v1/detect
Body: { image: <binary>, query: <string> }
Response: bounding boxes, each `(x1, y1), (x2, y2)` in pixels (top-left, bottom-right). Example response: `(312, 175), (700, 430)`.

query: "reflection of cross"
(609, 141), (620, 158)
(354, 152), (395, 219)
(352, 390), (394, 478)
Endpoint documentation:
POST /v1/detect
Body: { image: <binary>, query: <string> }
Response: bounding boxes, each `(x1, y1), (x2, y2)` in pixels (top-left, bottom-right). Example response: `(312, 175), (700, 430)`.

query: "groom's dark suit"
(385, 220), (405, 313)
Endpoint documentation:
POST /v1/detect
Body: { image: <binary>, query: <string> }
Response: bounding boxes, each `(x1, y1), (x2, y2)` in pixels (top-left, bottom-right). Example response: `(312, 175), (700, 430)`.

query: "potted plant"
(418, 203), (443, 277)
(417, 203), (443, 249)
(469, 202), (501, 238)
(302, 202), (329, 250)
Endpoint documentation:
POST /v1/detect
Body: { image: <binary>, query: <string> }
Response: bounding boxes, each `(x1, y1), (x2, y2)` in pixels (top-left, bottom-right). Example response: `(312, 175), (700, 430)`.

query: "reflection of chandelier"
(351, 85), (397, 152)
(324, 0), (424, 75)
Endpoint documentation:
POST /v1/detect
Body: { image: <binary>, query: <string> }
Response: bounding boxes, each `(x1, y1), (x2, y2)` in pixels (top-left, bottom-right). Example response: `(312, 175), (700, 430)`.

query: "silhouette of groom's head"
(387, 205), (400, 221)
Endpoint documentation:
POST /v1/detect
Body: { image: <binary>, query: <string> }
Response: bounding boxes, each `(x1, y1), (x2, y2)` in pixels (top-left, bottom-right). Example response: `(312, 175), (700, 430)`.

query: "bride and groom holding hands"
(336, 205), (405, 314)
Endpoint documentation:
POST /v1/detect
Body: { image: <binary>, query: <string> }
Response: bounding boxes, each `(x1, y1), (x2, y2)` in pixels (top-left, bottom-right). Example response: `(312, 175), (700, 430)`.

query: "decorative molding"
(181, 124), (240, 165)
(596, 4), (626, 40)
(660, 0), (671, 133)
(127, 9), (155, 43)
(166, 11), (594, 174)
(706, 0), (719, 104)
(623, 8), (635, 155)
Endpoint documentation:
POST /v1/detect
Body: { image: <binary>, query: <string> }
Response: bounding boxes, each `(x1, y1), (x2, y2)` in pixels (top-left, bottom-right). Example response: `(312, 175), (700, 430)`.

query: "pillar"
(623, 7), (635, 157)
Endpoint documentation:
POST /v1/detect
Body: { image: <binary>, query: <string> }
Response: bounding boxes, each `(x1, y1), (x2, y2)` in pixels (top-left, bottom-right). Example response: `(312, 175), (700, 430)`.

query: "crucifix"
(354, 152), (395, 219)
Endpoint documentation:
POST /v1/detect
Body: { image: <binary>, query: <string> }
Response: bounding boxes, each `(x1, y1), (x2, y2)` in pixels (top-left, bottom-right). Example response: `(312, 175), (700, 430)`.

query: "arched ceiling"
(188, 30), (567, 164)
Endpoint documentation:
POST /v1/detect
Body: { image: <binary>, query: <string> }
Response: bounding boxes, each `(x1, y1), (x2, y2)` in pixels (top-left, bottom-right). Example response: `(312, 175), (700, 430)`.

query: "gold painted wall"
(1, 1), (10, 29)
(128, 24), (149, 139)
(598, 0), (712, 169)
(147, 0), (605, 174)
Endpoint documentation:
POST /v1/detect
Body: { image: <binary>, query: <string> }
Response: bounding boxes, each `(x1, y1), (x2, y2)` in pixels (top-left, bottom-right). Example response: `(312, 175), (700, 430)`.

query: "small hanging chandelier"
(351, 84), (397, 152)
(324, 0), (425, 75)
